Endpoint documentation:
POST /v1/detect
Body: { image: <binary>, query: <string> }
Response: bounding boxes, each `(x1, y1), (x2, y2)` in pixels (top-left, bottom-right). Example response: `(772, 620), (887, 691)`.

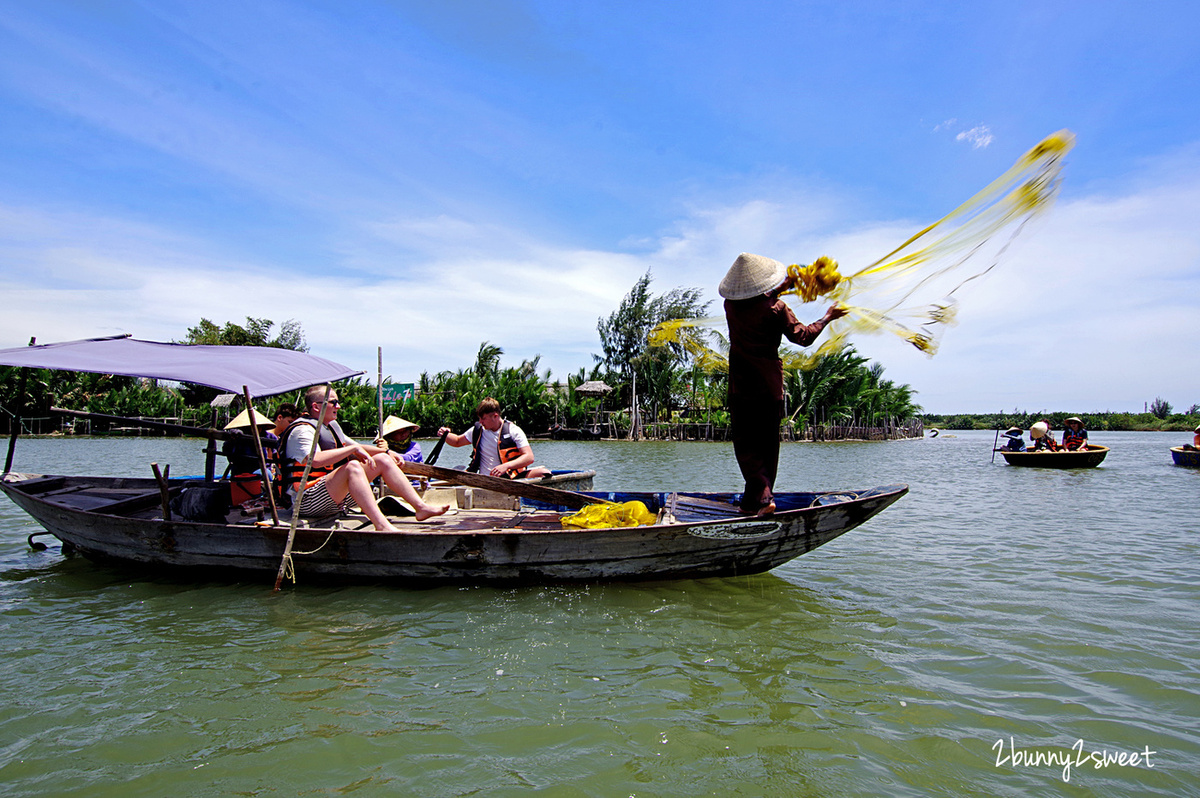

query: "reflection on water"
(1, 432), (1198, 795)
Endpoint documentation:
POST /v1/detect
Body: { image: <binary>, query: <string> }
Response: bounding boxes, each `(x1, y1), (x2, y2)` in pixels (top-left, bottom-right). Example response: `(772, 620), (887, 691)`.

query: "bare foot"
(415, 503), (451, 522)
(755, 502), (776, 517)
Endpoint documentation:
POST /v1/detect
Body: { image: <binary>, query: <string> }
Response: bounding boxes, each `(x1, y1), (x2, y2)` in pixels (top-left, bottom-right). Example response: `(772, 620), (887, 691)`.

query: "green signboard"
(382, 383), (414, 404)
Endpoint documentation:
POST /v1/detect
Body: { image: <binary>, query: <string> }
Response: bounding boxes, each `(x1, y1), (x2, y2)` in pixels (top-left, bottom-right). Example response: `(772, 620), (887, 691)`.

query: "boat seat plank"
(667, 493), (743, 522)
(48, 487), (182, 515)
(9, 476), (68, 495)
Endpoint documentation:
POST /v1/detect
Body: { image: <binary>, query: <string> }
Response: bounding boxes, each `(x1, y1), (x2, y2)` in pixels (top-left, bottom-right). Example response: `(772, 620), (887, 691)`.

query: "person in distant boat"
(1061, 417), (1088, 450)
(1029, 420), (1059, 452)
(437, 397), (551, 479)
(278, 385), (449, 530)
(1000, 426), (1026, 452)
(272, 403), (300, 438)
(1184, 424), (1200, 451)
(721, 253), (847, 517)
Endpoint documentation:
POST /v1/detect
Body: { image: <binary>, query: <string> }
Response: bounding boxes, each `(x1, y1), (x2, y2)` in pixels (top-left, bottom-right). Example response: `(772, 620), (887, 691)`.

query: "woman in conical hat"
(1030, 420), (1059, 451)
(721, 253), (847, 516)
(1062, 417), (1088, 451)
(377, 416), (424, 465)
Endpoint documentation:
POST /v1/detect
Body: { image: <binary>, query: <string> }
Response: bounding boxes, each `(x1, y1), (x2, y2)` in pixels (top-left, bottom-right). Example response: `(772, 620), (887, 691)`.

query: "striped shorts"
(295, 478), (352, 517)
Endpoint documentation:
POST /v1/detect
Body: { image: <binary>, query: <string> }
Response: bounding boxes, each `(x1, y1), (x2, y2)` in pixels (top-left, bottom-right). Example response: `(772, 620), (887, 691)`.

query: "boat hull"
(1170, 447), (1200, 468)
(1000, 445), (1108, 469)
(2, 474), (906, 585)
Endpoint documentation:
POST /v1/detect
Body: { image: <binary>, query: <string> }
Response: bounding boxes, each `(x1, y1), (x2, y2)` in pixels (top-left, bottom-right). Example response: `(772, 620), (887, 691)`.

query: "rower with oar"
(436, 397), (551, 479)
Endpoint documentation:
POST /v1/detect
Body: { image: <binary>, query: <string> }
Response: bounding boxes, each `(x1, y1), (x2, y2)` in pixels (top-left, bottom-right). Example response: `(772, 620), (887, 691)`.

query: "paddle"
(991, 428), (1000, 463)
(398, 460), (607, 509)
(426, 426), (450, 466)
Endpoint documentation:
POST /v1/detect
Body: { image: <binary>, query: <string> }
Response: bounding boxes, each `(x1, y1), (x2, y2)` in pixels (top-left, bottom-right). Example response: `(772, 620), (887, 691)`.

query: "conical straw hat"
(224, 408), (273, 430)
(381, 415), (419, 439)
(719, 253), (788, 300)
(1030, 421), (1048, 439)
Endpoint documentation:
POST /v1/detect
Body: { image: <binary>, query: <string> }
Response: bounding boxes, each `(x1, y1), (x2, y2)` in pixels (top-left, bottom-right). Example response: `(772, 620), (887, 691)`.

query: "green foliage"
(921, 410), (1200, 432)
(596, 271), (712, 413)
(1149, 397), (1172, 419)
(5, 296), (926, 439)
(783, 347), (921, 432)
(181, 317), (308, 351)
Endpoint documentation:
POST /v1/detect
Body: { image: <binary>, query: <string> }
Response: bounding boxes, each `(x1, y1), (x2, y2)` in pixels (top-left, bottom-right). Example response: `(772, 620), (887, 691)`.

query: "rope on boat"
(27, 531), (55, 551)
(291, 528), (338, 556)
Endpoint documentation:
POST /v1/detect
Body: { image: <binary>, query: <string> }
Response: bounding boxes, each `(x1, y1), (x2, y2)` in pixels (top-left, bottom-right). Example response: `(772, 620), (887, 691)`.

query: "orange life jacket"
(467, 420), (530, 479)
(276, 418), (351, 495)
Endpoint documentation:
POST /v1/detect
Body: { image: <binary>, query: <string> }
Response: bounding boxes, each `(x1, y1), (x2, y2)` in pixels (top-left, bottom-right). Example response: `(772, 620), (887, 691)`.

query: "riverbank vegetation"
(923, 408), (1200, 433)
(7, 277), (921, 439)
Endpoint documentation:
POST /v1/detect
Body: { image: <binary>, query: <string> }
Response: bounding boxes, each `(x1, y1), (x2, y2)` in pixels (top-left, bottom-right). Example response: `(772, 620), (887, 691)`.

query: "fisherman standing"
(721, 253), (846, 516)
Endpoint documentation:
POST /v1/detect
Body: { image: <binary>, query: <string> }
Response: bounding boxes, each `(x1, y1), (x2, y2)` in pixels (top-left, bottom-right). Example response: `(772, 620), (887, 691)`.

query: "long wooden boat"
(0, 336), (907, 585)
(1170, 447), (1200, 468)
(1, 471), (907, 584)
(999, 445), (1109, 469)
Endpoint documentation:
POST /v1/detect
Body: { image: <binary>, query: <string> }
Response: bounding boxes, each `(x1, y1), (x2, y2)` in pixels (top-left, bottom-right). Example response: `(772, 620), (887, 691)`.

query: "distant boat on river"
(998, 445), (1109, 469)
(1170, 446), (1200, 468)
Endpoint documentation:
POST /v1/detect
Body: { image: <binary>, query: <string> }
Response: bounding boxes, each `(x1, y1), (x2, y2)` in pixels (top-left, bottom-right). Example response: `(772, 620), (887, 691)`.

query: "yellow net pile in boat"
(650, 129), (1076, 370)
(560, 500), (658, 529)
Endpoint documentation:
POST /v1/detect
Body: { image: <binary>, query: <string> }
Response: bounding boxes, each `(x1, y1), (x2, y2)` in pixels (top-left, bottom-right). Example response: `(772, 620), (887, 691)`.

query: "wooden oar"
(425, 426), (449, 465)
(399, 461), (607, 509)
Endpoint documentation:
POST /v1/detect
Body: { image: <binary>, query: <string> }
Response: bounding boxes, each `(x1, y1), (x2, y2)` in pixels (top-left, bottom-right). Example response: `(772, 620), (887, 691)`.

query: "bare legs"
(323, 454), (449, 531)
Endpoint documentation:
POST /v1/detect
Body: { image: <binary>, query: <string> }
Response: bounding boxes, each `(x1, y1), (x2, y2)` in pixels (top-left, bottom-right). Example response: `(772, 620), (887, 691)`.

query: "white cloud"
(3, 150), (1198, 413)
(956, 126), (995, 149)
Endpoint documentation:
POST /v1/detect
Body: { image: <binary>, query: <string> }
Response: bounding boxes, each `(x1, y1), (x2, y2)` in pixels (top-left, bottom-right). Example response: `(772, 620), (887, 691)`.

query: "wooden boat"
(1170, 447), (1200, 468)
(0, 336), (908, 585)
(998, 445), (1109, 469)
(2, 471), (907, 584)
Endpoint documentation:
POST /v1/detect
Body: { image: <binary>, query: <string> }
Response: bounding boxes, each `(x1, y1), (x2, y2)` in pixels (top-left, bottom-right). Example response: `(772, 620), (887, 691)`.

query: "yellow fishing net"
(560, 500), (658, 529)
(650, 130), (1075, 369)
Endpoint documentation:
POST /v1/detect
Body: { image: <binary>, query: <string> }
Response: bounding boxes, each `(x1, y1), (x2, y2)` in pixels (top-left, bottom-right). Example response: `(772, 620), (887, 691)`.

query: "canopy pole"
(3, 338), (35, 475)
(274, 385), (331, 591)
(242, 386), (280, 526)
(377, 347), (384, 440)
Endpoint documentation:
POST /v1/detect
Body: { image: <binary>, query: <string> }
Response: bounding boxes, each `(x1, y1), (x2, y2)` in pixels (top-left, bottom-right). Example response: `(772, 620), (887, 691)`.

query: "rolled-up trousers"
(730, 395), (783, 514)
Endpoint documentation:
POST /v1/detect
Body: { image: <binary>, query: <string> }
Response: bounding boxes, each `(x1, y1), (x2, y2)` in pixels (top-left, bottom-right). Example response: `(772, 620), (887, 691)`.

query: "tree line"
(2, 274), (924, 438)
(923, 407), (1200, 433)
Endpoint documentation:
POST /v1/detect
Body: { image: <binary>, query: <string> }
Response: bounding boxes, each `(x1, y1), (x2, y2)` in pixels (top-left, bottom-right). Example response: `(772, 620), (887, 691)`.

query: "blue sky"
(1, 1), (1197, 414)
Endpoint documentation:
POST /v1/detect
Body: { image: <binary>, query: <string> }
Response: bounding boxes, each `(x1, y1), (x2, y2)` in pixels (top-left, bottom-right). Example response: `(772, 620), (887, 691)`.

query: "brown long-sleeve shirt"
(725, 294), (825, 403)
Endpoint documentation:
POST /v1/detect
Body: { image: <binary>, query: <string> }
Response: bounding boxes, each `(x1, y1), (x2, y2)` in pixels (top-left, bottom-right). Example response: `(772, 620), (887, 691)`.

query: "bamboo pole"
(274, 385), (331, 591)
(377, 347), (384, 440)
(241, 386), (279, 526)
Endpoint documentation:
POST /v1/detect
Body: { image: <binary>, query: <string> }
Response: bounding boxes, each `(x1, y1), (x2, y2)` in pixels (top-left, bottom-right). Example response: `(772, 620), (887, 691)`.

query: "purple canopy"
(0, 336), (363, 398)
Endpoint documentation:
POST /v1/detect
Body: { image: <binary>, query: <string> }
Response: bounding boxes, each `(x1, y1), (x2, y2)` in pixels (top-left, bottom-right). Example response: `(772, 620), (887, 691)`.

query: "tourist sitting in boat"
(1000, 426), (1026, 451)
(278, 385), (449, 529)
(1061, 417), (1088, 450)
(1029, 420), (1059, 451)
(271, 403), (300, 438)
(437, 397), (551, 479)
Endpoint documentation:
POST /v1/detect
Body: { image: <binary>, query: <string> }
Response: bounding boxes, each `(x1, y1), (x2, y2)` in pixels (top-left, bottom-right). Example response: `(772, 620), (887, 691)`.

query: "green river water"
(2, 431), (1197, 796)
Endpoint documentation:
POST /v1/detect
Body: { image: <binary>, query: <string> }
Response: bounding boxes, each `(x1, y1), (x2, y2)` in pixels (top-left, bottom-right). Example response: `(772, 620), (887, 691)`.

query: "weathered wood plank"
(399, 461), (607, 509)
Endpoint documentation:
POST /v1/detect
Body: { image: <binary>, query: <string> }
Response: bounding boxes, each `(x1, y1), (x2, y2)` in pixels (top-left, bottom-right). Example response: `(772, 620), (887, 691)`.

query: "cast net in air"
(650, 129), (1076, 370)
